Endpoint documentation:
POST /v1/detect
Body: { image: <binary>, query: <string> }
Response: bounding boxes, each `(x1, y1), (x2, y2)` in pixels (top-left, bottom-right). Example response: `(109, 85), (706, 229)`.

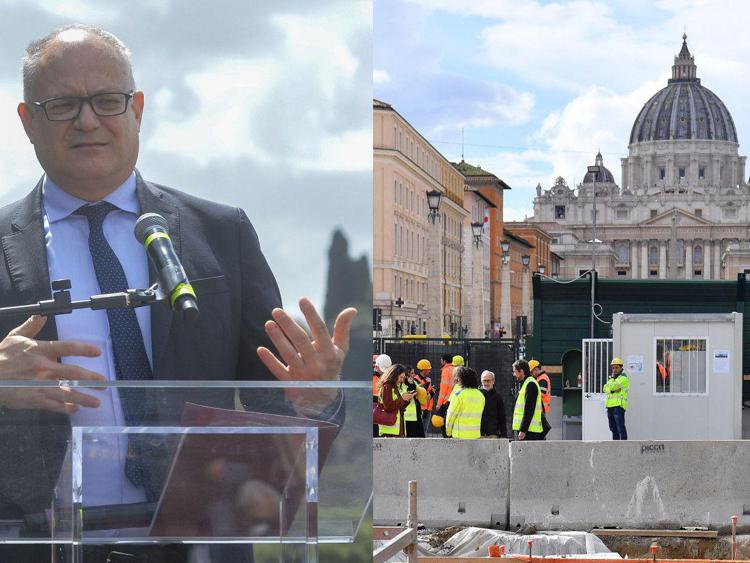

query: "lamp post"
(470, 221), (485, 337)
(521, 254), (531, 334)
(587, 164), (601, 338)
(426, 189), (443, 336)
(500, 239), (511, 339)
(538, 264), (546, 276)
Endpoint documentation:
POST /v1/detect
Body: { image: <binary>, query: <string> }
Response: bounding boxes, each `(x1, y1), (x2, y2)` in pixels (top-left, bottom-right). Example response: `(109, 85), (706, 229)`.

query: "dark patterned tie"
(75, 201), (152, 491)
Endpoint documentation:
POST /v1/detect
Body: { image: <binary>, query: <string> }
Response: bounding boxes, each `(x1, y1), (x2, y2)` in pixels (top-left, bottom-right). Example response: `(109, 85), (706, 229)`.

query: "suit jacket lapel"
(135, 171), (179, 378)
(1, 179), (57, 341)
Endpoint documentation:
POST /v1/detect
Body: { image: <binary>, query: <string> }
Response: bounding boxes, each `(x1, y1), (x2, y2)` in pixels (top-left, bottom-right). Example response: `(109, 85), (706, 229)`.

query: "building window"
(659, 168), (666, 180)
(724, 208), (738, 219)
(650, 209), (658, 219)
(650, 270), (658, 277)
(616, 209), (628, 219)
(655, 338), (707, 394)
(678, 167), (686, 178)
(394, 224), (398, 256)
(694, 245), (703, 264)
(698, 167), (705, 179)
(695, 209), (702, 217)
(694, 270), (702, 277)
(555, 205), (566, 219)
(617, 270), (626, 276)
(649, 245), (658, 264)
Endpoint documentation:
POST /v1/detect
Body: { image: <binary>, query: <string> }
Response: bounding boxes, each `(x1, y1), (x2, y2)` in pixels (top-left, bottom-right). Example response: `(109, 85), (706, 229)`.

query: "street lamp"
(426, 189), (442, 223)
(471, 221), (483, 247)
(587, 163), (601, 338)
(501, 239), (510, 264)
(521, 254), (530, 269)
(538, 264), (545, 276)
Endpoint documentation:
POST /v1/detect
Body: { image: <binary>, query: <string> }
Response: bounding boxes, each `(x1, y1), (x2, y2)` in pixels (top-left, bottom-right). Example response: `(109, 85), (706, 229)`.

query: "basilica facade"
(530, 35), (750, 280)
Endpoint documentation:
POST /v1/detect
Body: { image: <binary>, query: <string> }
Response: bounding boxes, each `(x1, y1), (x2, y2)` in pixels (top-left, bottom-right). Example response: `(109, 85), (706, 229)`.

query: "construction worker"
(529, 359), (551, 415)
(511, 359), (544, 441)
(403, 366), (425, 437)
(416, 359), (435, 434)
(446, 367), (485, 439)
(436, 353), (455, 437)
(373, 354), (392, 437)
(448, 355), (465, 402)
(377, 364), (416, 438)
(603, 357), (629, 440)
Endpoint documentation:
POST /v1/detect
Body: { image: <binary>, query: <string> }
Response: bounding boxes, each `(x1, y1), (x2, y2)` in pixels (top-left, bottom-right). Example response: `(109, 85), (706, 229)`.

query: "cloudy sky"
(0, 0), (372, 309)
(374, 0), (750, 221)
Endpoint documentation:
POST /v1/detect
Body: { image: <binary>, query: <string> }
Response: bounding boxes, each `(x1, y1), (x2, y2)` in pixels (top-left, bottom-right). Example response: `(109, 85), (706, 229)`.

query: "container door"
(582, 338), (613, 440)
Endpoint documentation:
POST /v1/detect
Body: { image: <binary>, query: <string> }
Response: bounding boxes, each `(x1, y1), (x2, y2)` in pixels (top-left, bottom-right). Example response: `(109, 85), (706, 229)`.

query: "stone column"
(659, 240), (667, 279)
(690, 157), (697, 186)
(714, 157), (721, 186)
(641, 240), (649, 279)
(631, 241), (639, 279)
(426, 217), (444, 336)
(704, 240), (711, 279)
(731, 157), (738, 187)
(644, 156), (652, 187)
(666, 156), (675, 187)
(685, 239), (692, 279)
(714, 239), (722, 280)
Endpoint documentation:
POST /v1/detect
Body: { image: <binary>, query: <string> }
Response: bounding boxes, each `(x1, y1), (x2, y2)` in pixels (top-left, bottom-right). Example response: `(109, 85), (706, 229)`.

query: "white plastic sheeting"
(375, 527), (620, 562)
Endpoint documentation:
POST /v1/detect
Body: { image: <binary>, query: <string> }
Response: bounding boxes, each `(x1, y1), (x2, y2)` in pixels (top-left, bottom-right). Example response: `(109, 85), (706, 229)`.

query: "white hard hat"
(375, 354), (392, 373)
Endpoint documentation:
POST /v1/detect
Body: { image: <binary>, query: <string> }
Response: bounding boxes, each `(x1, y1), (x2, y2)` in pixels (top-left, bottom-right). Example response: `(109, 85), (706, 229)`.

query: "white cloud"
(0, 82), (43, 197)
(145, 58), (278, 166)
(298, 127), (372, 172)
(504, 206), (534, 222)
(373, 69), (391, 85)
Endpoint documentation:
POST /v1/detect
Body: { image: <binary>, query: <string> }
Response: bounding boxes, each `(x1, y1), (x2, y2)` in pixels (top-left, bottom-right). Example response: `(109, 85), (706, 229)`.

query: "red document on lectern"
(148, 402), (339, 538)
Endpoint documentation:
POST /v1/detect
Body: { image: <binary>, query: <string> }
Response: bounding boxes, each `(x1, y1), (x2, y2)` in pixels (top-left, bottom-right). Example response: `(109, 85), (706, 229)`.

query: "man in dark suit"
(0, 23), (355, 562)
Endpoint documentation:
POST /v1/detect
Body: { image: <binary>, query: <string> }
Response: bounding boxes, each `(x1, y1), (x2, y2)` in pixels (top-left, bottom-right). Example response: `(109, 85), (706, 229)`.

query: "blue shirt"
(43, 172), (150, 506)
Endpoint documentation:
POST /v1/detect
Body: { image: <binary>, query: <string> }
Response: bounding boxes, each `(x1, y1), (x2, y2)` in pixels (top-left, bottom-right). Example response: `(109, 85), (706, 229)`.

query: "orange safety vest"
(415, 374), (434, 412)
(536, 372), (551, 414)
(437, 364), (454, 408)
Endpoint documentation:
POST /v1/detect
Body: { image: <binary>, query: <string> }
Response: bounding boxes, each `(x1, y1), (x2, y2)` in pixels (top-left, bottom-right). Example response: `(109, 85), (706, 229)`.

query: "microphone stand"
(0, 278), (165, 320)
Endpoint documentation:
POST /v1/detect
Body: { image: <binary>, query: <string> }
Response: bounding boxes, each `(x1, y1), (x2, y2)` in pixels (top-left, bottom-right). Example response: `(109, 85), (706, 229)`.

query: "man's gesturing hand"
(0, 316), (105, 414)
(257, 298), (357, 410)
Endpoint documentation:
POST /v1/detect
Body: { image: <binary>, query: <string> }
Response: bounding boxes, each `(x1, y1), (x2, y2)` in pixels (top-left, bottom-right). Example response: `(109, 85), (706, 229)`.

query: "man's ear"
(131, 90), (144, 130)
(17, 102), (37, 144)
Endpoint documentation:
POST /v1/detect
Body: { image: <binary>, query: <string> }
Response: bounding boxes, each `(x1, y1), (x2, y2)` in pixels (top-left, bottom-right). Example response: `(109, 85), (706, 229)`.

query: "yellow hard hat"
(528, 359), (540, 371)
(431, 414), (444, 428)
(416, 386), (428, 406)
(452, 355), (465, 366)
(610, 357), (624, 366)
(417, 359), (432, 370)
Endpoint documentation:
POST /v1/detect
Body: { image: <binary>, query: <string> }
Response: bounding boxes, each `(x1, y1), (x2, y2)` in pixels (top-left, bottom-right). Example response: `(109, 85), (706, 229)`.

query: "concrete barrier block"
(373, 438), (510, 527)
(509, 441), (750, 531)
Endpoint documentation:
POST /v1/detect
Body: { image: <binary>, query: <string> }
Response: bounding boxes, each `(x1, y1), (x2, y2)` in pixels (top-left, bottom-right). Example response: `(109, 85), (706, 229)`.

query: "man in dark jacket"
(479, 370), (507, 438)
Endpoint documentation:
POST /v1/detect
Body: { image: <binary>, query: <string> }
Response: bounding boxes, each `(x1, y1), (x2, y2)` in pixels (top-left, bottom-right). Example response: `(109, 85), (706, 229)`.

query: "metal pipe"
(591, 171), (596, 338)
(732, 514), (738, 560)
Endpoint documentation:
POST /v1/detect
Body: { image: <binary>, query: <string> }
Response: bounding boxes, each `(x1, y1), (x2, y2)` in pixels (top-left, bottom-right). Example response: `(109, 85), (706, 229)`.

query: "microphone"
(134, 213), (199, 320)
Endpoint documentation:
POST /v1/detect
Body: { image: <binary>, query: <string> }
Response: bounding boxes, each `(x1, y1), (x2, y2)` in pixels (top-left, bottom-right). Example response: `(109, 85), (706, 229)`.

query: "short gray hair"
(481, 370), (495, 380)
(22, 24), (135, 101)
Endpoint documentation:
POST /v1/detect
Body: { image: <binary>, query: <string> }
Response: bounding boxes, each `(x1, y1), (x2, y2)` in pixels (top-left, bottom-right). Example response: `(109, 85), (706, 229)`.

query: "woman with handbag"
(374, 364), (416, 437)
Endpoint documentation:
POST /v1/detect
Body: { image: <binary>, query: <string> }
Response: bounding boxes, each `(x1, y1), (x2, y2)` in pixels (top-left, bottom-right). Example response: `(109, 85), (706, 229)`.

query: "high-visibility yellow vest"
(403, 383), (418, 422)
(446, 387), (485, 439)
(379, 387), (401, 436)
(603, 373), (629, 410)
(512, 377), (543, 432)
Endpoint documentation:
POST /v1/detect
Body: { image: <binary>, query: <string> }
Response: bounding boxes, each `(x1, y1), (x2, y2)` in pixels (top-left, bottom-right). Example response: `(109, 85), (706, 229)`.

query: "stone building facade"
(531, 36), (750, 280)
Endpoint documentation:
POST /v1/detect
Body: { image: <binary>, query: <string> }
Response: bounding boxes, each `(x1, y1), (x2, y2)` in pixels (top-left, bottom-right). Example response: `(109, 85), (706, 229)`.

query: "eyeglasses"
(31, 91), (135, 121)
